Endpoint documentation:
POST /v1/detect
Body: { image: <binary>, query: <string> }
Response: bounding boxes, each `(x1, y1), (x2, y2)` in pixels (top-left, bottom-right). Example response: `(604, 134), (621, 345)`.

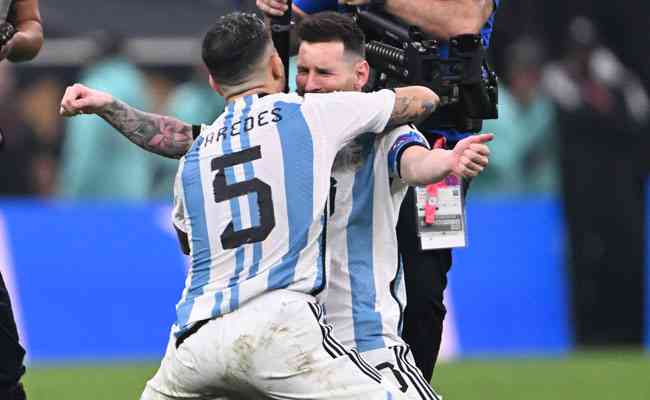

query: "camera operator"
(257, 0), (499, 381)
(1, 1), (43, 399)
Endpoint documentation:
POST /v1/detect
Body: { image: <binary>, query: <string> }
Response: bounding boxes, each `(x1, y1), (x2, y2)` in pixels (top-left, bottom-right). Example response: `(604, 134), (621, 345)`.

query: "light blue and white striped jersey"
(320, 125), (429, 353)
(171, 90), (396, 335)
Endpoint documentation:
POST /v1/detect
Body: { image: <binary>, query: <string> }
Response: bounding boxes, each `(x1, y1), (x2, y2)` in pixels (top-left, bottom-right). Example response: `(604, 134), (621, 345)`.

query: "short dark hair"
(297, 12), (365, 58)
(202, 12), (271, 86)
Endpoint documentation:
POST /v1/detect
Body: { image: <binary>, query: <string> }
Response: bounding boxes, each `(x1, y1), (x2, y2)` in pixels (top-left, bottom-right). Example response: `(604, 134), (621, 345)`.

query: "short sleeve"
(301, 89), (395, 151)
(384, 125), (430, 178)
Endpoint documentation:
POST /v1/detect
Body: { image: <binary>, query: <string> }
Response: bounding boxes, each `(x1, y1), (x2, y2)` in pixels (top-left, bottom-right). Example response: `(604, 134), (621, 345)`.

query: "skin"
(257, 0), (494, 39)
(0, 0), (43, 62)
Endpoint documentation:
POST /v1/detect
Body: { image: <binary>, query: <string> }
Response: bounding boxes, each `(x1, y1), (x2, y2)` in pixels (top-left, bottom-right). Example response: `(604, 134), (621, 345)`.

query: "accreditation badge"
(414, 175), (467, 250)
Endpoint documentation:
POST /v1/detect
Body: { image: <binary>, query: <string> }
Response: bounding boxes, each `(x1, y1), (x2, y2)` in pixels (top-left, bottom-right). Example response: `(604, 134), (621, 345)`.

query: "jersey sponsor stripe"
(267, 102), (314, 290)
(177, 135), (210, 330)
(348, 139), (385, 353)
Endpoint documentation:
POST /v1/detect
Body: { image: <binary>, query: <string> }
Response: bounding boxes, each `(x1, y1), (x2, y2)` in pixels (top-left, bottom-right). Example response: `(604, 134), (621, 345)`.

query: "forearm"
(384, 0), (493, 39)
(387, 86), (440, 129)
(6, 0), (43, 62)
(401, 148), (453, 185)
(6, 20), (42, 62)
(99, 100), (193, 159)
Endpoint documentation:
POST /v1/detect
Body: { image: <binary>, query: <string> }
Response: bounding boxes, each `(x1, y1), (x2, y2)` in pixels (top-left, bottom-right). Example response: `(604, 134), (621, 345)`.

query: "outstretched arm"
(400, 133), (492, 185)
(60, 84), (194, 159)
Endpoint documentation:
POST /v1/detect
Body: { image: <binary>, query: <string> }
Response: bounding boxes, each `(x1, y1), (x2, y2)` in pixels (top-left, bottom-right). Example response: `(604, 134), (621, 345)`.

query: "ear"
(270, 52), (286, 85)
(353, 59), (370, 91)
(208, 74), (225, 97)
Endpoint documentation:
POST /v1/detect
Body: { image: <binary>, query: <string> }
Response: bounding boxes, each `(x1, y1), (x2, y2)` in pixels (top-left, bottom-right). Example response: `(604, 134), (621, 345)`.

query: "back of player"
(173, 88), (401, 334)
(172, 92), (327, 332)
(144, 89), (415, 399)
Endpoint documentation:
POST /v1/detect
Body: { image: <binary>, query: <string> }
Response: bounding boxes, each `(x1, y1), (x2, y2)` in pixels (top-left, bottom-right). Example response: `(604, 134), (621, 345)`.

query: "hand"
(449, 133), (492, 178)
(59, 84), (114, 117)
(256, 0), (289, 16)
(338, 0), (371, 5)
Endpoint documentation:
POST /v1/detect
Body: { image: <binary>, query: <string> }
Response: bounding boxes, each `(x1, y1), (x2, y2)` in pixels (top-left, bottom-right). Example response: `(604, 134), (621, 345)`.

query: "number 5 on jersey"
(211, 146), (276, 249)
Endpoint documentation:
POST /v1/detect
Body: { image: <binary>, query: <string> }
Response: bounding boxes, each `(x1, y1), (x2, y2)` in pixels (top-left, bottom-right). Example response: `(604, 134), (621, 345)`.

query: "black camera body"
(354, 8), (498, 132)
(0, 21), (15, 48)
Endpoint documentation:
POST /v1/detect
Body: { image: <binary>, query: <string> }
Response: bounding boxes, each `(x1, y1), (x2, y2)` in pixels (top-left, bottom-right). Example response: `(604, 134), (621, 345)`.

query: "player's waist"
(174, 289), (318, 338)
(175, 269), (319, 335)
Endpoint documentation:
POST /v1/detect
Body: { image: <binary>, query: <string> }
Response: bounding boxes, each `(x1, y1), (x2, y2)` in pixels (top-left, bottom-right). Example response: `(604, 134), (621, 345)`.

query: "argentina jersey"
(171, 89), (396, 336)
(321, 124), (429, 353)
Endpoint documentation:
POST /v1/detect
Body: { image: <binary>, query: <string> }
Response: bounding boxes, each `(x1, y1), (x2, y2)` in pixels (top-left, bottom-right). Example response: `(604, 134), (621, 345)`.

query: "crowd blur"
(0, 4), (648, 347)
(0, 33), (225, 201)
(2, 16), (645, 202)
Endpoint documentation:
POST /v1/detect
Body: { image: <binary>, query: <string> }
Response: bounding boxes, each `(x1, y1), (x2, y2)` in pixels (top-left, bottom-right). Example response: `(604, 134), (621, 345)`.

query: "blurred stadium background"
(1, 0), (649, 398)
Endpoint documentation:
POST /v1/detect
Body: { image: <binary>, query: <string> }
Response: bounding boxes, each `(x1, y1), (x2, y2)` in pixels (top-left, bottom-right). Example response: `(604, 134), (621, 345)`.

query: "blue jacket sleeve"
(294, 0), (338, 13)
(481, 0), (499, 47)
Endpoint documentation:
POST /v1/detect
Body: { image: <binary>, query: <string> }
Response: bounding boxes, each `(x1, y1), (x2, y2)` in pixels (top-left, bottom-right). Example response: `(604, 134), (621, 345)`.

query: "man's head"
(296, 12), (369, 95)
(202, 12), (285, 97)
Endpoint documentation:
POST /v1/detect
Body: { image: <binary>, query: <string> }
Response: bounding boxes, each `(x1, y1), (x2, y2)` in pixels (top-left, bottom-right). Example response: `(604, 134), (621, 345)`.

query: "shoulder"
(384, 125), (428, 147)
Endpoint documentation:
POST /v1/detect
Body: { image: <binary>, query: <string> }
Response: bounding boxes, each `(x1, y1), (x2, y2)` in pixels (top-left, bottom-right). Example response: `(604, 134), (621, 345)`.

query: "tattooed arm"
(386, 86), (440, 129)
(59, 83), (193, 159)
(99, 100), (193, 159)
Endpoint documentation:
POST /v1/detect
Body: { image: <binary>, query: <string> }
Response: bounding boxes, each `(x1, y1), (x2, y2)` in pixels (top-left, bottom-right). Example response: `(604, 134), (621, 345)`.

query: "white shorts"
(141, 290), (408, 400)
(362, 345), (441, 400)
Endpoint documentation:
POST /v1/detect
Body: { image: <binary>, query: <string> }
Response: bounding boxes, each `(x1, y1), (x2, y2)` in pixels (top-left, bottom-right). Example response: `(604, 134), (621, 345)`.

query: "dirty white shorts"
(140, 290), (407, 400)
(362, 345), (441, 400)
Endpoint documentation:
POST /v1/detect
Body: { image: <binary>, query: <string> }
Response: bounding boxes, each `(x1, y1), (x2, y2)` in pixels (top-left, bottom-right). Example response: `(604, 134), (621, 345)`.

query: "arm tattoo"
(99, 100), (193, 159)
(387, 96), (437, 128)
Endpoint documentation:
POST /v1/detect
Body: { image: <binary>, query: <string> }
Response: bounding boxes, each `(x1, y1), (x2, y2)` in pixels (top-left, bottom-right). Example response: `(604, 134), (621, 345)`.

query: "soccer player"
(258, 0), (500, 380)
(60, 12), (439, 400)
(60, 12), (491, 399)
(1, 1), (43, 399)
(293, 13), (491, 400)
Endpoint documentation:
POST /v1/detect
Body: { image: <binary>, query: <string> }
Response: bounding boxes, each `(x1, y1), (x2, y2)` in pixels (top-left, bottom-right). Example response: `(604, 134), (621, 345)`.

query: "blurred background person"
(542, 16), (650, 348)
(56, 30), (159, 201)
(473, 36), (558, 196)
(0, 63), (33, 196)
(149, 63), (225, 200)
(18, 76), (65, 197)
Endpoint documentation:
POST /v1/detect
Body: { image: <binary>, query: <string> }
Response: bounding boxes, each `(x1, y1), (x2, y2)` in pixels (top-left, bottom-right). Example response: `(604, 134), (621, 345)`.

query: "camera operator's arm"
(342, 0), (494, 39)
(1, 0), (43, 62)
(257, 0), (308, 17)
